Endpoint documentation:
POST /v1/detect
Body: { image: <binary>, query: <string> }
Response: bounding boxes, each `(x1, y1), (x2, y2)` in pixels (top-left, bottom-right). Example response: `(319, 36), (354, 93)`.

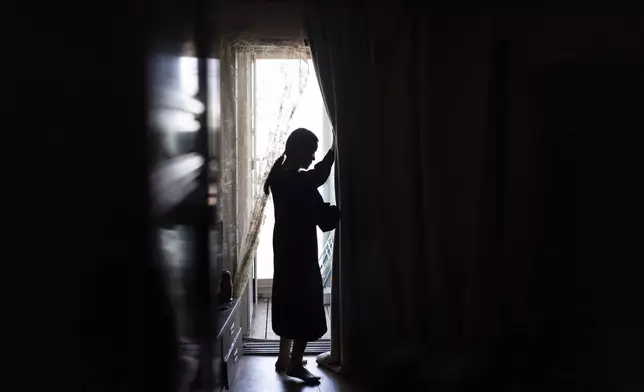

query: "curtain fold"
(305, 4), (395, 374)
(304, 11), (341, 370)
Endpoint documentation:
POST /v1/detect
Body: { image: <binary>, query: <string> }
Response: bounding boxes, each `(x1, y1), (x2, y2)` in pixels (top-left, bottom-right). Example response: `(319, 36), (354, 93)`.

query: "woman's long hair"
(263, 154), (285, 195)
(263, 128), (318, 195)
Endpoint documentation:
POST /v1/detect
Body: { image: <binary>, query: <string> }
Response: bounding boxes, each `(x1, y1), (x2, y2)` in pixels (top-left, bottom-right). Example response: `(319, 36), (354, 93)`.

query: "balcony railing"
(318, 232), (334, 288)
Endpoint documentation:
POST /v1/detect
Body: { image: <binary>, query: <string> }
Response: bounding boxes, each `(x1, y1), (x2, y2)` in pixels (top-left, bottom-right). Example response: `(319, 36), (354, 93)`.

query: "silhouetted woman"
(263, 128), (339, 382)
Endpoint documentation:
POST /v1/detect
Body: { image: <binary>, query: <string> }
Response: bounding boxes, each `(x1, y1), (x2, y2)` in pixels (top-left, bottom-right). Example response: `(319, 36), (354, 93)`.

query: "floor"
(250, 297), (331, 340)
(230, 355), (363, 392)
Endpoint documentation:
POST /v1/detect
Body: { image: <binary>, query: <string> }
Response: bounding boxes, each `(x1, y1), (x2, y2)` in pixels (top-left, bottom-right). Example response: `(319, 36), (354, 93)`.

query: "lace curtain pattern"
(218, 35), (312, 298)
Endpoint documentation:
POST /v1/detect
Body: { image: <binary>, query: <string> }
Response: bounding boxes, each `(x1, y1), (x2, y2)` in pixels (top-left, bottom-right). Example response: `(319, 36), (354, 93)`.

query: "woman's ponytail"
(263, 154), (285, 195)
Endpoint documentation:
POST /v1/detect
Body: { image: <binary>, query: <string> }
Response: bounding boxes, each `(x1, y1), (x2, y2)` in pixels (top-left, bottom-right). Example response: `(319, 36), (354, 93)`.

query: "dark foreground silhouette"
(264, 128), (339, 382)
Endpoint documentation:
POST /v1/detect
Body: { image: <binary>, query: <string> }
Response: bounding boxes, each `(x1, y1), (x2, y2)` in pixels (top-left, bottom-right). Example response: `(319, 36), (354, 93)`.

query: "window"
(244, 49), (334, 285)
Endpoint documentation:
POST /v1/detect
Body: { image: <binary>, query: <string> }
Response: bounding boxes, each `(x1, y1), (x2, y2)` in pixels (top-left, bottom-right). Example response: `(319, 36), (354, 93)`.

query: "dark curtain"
(305, 4), (502, 377)
(305, 5), (371, 374)
(306, 2), (643, 389)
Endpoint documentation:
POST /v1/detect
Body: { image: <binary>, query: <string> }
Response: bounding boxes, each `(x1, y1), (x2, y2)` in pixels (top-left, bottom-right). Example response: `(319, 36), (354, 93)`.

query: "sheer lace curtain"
(217, 33), (313, 298)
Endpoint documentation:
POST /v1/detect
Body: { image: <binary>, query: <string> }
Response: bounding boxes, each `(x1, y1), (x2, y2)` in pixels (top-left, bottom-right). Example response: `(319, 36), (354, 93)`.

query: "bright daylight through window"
(254, 58), (335, 281)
